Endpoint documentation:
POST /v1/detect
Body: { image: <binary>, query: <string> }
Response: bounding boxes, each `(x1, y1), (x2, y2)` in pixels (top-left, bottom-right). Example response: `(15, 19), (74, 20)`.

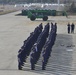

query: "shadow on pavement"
(23, 34), (73, 75)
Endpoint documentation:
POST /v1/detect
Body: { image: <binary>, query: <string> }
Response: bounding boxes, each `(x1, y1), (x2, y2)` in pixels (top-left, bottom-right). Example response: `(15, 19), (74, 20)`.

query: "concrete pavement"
(0, 11), (76, 75)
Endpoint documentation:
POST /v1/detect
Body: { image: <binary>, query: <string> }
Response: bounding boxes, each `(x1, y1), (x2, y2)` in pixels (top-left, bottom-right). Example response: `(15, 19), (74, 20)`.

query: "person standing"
(18, 49), (23, 70)
(71, 23), (75, 33)
(67, 23), (70, 34)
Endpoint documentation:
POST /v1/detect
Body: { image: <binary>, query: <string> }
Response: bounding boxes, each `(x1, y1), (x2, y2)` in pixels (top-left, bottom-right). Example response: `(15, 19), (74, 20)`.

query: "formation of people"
(42, 23), (57, 70)
(17, 22), (57, 70)
(67, 23), (75, 34)
(30, 23), (50, 70)
(18, 23), (43, 70)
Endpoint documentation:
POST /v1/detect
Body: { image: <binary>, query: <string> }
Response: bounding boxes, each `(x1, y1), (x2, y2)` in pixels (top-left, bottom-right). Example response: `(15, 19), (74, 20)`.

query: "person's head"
(55, 23), (57, 25)
(47, 23), (49, 25)
(39, 23), (43, 29)
(51, 22), (53, 25)
(30, 32), (34, 35)
(18, 48), (23, 53)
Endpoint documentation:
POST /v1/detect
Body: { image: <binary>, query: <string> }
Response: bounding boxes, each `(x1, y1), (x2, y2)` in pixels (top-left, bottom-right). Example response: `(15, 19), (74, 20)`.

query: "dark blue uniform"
(67, 23), (70, 34)
(17, 24), (43, 70)
(30, 23), (50, 70)
(71, 23), (75, 33)
(42, 23), (57, 70)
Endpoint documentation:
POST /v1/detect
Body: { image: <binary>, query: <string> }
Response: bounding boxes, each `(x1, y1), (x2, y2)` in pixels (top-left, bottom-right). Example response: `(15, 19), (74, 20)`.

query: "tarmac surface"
(0, 11), (76, 75)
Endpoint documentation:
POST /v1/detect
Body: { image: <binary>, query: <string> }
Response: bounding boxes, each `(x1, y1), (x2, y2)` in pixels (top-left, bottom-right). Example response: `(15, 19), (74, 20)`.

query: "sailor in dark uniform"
(71, 23), (75, 33)
(67, 23), (70, 34)
(30, 43), (38, 70)
(55, 22), (57, 33)
(42, 47), (47, 70)
(30, 51), (35, 70)
(18, 48), (24, 70)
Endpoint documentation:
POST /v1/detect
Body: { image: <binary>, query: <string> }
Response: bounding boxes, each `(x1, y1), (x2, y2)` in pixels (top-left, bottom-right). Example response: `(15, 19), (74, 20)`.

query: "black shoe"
(42, 68), (45, 70)
(31, 68), (35, 70)
(31, 69), (35, 70)
(18, 68), (22, 70)
(18, 66), (22, 70)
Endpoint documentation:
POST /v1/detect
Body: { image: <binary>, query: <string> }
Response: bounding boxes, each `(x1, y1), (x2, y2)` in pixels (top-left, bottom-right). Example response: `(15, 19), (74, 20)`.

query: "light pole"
(58, 0), (60, 11)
